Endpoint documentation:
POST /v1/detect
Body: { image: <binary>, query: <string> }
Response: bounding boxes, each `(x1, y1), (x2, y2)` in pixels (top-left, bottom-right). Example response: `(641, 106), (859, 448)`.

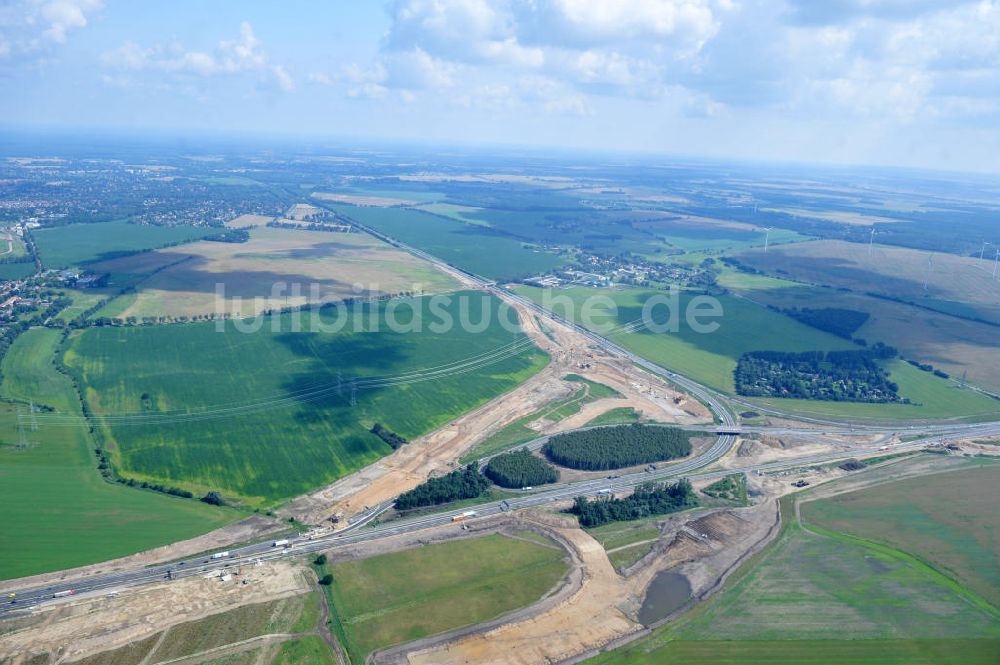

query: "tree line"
(569, 479), (695, 528)
(370, 423), (407, 450)
(543, 424), (693, 471)
(484, 448), (558, 488)
(394, 464), (491, 510)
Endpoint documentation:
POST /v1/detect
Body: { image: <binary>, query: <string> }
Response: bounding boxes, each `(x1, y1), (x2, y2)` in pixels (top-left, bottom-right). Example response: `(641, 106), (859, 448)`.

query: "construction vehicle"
(451, 510), (477, 522)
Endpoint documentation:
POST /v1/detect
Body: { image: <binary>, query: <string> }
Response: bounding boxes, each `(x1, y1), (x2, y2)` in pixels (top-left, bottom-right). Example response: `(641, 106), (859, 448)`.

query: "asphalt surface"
(4, 215), (998, 616)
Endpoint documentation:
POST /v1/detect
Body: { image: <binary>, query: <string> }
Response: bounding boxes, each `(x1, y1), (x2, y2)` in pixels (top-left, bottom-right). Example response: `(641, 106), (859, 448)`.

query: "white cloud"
(100, 22), (294, 93)
(0, 0), (103, 60)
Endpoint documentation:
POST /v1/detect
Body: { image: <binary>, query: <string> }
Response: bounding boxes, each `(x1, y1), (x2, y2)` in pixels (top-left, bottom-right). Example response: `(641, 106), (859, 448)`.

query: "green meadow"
(323, 533), (568, 663)
(64, 292), (548, 507)
(0, 328), (234, 580)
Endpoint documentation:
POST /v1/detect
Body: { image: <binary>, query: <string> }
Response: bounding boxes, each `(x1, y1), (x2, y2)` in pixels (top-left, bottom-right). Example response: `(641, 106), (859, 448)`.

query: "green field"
(589, 640), (1000, 665)
(516, 285), (857, 392)
(516, 285), (1000, 420)
(32, 219), (216, 268)
(322, 533), (569, 663)
(0, 328), (234, 580)
(0, 261), (35, 280)
(588, 472), (1000, 665)
(802, 464), (1000, 607)
(64, 292), (548, 507)
(584, 406), (643, 427)
(324, 203), (568, 280)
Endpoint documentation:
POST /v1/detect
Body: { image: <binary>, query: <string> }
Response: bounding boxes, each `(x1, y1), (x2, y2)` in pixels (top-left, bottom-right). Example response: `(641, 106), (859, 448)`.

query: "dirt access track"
(281, 295), (710, 525)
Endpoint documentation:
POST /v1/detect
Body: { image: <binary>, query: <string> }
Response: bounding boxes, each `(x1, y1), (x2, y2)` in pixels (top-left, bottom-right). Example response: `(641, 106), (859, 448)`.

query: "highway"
(8, 416), (999, 616)
(4, 212), (998, 616)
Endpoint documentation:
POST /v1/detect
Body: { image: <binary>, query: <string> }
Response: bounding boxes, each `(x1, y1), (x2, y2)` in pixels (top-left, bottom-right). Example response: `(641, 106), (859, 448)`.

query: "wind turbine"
(980, 240), (992, 262)
(869, 227), (877, 257)
(923, 252), (935, 293)
(761, 227), (774, 253)
(993, 247), (1000, 280)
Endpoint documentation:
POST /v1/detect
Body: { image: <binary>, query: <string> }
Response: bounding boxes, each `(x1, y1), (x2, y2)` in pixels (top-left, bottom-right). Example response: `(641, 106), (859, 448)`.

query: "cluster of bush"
(370, 423), (407, 450)
(484, 448), (558, 488)
(735, 346), (906, 403)
(543, 424), (693, 471)
(394, 464), (491, 510)
(204, 228), (250, 243)
(569, 479), (695, 528)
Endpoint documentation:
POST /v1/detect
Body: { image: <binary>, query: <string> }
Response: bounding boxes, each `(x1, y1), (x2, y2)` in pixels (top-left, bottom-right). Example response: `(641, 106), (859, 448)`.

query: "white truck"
(272, 539), (290, 547)
(211, 551), (230, 560)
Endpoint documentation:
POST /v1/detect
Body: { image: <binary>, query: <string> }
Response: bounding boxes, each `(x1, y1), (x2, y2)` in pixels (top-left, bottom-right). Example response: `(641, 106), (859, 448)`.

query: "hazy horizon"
(2, 1), (999, 174)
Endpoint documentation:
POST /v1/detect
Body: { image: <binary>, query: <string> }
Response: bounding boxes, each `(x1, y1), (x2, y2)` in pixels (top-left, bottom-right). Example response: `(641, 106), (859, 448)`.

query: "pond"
(637, 570), (692, 626)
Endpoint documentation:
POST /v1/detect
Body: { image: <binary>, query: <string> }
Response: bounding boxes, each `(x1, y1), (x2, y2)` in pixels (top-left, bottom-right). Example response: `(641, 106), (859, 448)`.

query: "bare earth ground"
(281, 299), (709, 525)
(0, 516), (285, 596)
(0, 561), (310, 664)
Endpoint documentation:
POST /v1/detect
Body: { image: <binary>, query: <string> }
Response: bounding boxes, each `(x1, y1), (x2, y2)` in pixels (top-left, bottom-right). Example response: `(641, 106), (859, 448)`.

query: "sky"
(1, 0), (999, 172)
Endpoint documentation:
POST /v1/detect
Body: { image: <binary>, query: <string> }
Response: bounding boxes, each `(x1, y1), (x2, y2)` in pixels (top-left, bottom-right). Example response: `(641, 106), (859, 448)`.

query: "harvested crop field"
(88, 225), (459, 318)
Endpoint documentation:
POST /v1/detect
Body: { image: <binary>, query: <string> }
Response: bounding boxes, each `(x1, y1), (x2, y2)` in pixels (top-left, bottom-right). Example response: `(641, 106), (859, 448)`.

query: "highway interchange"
(4, 215), (999, 617)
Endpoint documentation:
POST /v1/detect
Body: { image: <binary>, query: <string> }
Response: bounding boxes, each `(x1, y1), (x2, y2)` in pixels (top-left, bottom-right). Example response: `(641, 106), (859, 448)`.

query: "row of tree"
(569, 480), (695, 528)
(484, 448), (558, 488)
(394, 464), (491, 510)
(370, 423), (407, 450)
(543, 424), (693, 471)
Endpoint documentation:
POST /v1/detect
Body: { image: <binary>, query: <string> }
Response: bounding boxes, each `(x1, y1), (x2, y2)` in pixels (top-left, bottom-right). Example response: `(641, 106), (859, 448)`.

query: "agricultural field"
(515, 285), (857, 393)
(802, 463), (1000, 608)
(0, 261), (35, 280)
(719, 275), (1000, 395)
(31, 219), (217, 268)
(63, 292), (548, 507)
(87, 225), (458, 319)
(588, 477), (1000, 665)
(69, 592), (327, 665)
(734, 239), (1000, 325)
(323, 203), (568, 281)
(0, 328), (233, 580)
(516, 285), (1000, 420)
(321, 533), (569, 663)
